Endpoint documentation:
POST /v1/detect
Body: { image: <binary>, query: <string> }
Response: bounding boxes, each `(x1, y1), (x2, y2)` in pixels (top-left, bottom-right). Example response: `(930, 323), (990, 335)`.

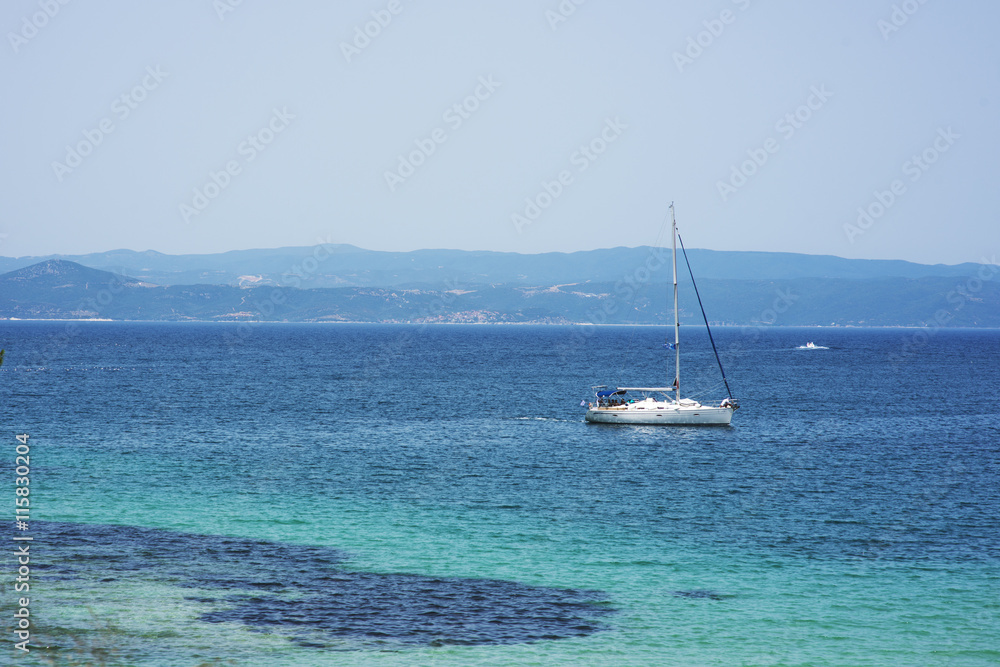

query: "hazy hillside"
(2, 260), (997, 327)
(0, 245), (989, 289)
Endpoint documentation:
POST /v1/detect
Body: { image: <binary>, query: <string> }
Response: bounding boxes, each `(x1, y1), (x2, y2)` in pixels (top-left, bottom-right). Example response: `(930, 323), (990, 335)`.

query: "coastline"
(2, 318), (999, 330)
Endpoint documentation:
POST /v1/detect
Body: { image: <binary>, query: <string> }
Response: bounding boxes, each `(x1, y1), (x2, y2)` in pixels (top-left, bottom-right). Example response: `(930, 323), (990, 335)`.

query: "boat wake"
(796, 342), (829, 350)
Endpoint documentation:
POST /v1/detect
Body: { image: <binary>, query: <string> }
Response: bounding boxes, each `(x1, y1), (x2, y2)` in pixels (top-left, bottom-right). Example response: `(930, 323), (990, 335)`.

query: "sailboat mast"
(671, 203), (680, 403)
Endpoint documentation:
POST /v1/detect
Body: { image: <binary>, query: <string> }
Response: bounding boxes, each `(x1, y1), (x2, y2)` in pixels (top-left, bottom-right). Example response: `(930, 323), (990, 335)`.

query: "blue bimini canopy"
(596, 389), (627, 398)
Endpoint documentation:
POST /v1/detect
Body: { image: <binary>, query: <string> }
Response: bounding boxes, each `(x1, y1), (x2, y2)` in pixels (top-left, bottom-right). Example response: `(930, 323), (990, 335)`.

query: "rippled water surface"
(1, 322), (998, 665)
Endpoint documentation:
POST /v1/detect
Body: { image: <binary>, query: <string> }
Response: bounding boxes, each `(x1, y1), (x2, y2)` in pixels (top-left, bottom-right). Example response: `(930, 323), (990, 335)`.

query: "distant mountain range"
(0, 244), (990, 289)
(1, 247), (997, 327)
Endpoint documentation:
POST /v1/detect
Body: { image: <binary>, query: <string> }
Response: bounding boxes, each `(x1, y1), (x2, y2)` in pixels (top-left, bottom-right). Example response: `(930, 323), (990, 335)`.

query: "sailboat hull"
(585, 405), (733, 425)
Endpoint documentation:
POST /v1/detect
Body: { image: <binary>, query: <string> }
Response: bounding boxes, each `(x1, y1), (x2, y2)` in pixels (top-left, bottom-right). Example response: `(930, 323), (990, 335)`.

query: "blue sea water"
(1, 321), (998, 666)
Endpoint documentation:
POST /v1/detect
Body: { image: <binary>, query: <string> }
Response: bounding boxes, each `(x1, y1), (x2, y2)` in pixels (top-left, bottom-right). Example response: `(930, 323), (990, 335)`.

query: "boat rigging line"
(676, 230), (735, 403)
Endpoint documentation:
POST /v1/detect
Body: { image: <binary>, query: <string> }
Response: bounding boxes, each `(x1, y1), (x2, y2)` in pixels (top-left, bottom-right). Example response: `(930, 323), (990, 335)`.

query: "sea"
(1, 321), (997, 666)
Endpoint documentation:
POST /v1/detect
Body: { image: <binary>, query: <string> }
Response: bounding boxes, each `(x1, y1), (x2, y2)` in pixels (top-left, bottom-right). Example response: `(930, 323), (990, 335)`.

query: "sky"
(1, 1), (997, 265)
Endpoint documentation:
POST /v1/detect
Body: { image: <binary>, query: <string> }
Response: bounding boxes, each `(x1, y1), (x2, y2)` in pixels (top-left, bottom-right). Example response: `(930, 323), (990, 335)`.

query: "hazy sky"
(2, 1), (997, 264)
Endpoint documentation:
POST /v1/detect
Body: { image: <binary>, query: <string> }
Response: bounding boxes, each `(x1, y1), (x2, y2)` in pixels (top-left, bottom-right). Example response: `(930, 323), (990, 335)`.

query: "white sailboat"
(585, 204), (738, 426)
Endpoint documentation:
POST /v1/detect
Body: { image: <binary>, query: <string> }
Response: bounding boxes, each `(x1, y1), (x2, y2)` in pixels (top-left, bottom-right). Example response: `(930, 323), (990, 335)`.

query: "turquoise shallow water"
(1, 322), (998, 665)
